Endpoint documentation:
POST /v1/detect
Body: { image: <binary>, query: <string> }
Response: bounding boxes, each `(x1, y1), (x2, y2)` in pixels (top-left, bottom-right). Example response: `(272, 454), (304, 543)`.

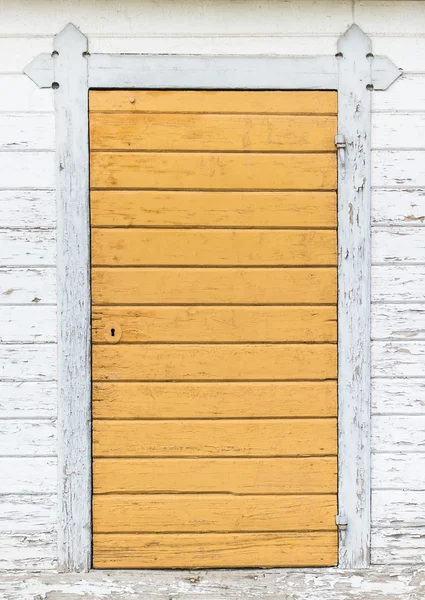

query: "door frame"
(25, 23), (401, 573)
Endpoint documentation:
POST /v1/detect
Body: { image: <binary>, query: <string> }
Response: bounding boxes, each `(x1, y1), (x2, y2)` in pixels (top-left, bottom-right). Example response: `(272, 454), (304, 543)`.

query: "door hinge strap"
(336, 514), (348, 545)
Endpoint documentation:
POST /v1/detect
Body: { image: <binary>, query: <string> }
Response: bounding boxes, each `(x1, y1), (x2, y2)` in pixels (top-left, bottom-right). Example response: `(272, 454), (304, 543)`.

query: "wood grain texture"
(89, 90), (338, 114)
(92, 306), (337, 343)
(93, 418), (337, 457)
(91, 229), (337, 266)
(93, 381), (337, 418)
(93, 531), (338, 568)
(93, 457), (337, 494)
(0, 267), (56, 305)
(90, 190), (337, 227)
(90, 113), (336, 152)
(92, 343), (337, 381)
(90, 152), (337, 190)
(92, 267), (337, 305)
(93, 494), (337, 533)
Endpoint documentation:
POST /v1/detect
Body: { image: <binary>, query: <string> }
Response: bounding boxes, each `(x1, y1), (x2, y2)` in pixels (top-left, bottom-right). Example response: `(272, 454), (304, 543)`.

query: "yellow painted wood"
(90, 152), (337, 190)
(92, 381), (337, 419)
(91, 229), (337, 267)
(89, 90), (338, 115)
(93, 457), (337, 494)
(92, 494), (337, 533)
(92, 343), (337, 381)
(90, 113), (337, 152)
(92, 418), (337, 458)
(93, 531), (338, 568)
(92, 267), (337, 305)
(90, 190), (337, 228)
(92, 306), (337, 343)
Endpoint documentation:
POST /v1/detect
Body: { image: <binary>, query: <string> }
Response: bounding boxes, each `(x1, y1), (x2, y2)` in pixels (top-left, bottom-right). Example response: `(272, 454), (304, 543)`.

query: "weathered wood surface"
(0, 457), (57, 494)
(0, 382), (56, 418)
(372, 304), (425, 340)
(372, 453), (425, 489)
(1, 567), (424, 599)
(372, 150), (425, 188)
(0, 113), (54, 150)
(1, 306), (56, 342)
(0, 420), (56, 456)
(0, 190), (56, 228)
(0, 152), (54, 188)
(0, 344), (56, 381)
(373, 341), (425, 377)
(373, 490), (425, 528)
(372, 265), (425, 302)
(0, 267), (55, 305)
(372, 379), (425, 414)
(0, 494), (56, 532)
(373, 228), (425, 263)
(372, 189), (425, 227)
(0, 229), (55, 266)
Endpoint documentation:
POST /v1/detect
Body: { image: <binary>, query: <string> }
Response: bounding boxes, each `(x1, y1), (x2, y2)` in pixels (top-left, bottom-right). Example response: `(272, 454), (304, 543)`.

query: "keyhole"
(111, 328), (115, 337)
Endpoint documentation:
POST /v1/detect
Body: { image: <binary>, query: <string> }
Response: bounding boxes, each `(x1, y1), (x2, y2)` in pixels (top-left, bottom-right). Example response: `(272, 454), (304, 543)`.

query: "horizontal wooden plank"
(92, 343), (337, 381)
(372, 341), (425, 378)
(373, 490), (425, 529)
(90, 113), (336, 152)
(372, 74), (425, 112)
(373, 227), (425, 264)
(93, 418), (337, 457)
(90, 190), (337, 228)
(91, 229), (337, 267)
(0, 190), (56, 229)
(372, 150), (425, 189)
(372, 265), (425, 303)
(0, 382), (56, 418)
(372, 453), (425, 491)
(0, 532), (56, 571)
(372, 379), (425, 415)
(93, 306), (337, 343)
(372, 114), (425, 150)
(93, 494), (336, 533)
(0, 229), (55, 267)
(90, 152), (337, 190)
(0, 267), (56, 305)
(0, 420), (56, 457)
(0, 152), (54, 189)
(0, 494), (56, 533)
(371, 528), (425, 565)
(0, 113), (54, 151)
(0, 344), (56, 382)
(0, 75), (53, 112)
(1, 306), (56, 343)
(89, 90), (338, 114)
(372, 189), (425, 227)
(94, 457), (336, 494)
(93, 381), (337, 419)
(372, 304), (425, 340)
(92, 267), (336, 305)
(93, 531), (337, 568)
(373, 416), (425, 453)
(0, 457), (57, 494)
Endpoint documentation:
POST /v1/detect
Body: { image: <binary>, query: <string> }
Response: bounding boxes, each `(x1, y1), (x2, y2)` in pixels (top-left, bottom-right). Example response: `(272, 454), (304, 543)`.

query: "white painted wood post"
(337, 24), (372, 569)
(53, 24), (91, 573)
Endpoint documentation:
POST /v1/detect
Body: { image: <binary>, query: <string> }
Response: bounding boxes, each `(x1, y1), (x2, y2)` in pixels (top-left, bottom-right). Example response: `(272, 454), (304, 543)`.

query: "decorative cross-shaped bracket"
(23, 22), (401, 574)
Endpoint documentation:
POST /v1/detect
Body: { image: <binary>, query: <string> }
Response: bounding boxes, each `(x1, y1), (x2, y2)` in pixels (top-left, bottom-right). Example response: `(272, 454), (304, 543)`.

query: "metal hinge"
(335, 134), (346, 172)
(335, 514), (348, 545)
(334, 134), (346, 150)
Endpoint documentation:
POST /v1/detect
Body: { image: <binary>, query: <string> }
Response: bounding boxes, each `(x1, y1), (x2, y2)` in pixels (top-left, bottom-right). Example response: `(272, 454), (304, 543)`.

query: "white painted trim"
(24, 22), (401, 573)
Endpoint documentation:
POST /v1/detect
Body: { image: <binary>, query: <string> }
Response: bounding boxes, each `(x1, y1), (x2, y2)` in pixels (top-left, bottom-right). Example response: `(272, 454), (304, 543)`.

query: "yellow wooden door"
(90, 90), (338, 569)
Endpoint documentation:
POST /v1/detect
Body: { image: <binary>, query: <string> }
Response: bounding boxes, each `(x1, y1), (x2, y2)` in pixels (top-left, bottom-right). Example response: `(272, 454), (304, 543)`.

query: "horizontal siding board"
(92, 306), (337, 343)
(372, 74), (425, 112)
(0, 38), (53, 73)
(372, 265), (425, 302)
(92, 267), (336, 305)
(372, 341), (425, 378)
(372, 151), (425, 189)
(0, 75), (53, 112)
(90, 113), (336, 152)
(91, 152), (337, 191)
(1, 306), (56, 343)
(93, 457), (337, 494)
(0, 532), (56, 570)
(0, 494), (56, 533)
(371, 36), (425, 73)
(372, 379), (425, 415)
(0, 344), (56, 381)
(0, 190), (56, 229)
(0, 113), (54, 150)
(93, 418), (337, 458)
(356, 1), (425, 35)
(372, 304), (425, 340)
(372, 114), (425, 150)
(371, 528), (425, 565)
(0, 420), (56, 457)
(93, 494), (337, 533)
(373, 416), (425, 453)
(90, 190), (337, 228)
(0, 382), (56, 418)
(0, 267), (56, 305)
(373, 228), (425, 264)
(93, 381), (337, 419)
(92, 343), (337, 381)
(0, 152), (54, 189)
(373, 490), (425, 529)
(91, 229), (337, 267)
(0, 229), (55, 267)
(0, 457), (57, 494)
(372, 189), (425, 226)
(372, 453), (425, 490)
(93, 531), (338, 569)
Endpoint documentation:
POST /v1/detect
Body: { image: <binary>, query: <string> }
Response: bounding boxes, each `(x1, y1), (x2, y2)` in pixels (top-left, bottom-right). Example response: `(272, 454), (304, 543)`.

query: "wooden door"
(90, 90), (338, 568)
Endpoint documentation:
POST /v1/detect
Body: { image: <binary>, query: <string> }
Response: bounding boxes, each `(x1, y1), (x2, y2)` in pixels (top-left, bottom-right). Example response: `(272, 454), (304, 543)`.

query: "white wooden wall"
(1, 0), (425, 571)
